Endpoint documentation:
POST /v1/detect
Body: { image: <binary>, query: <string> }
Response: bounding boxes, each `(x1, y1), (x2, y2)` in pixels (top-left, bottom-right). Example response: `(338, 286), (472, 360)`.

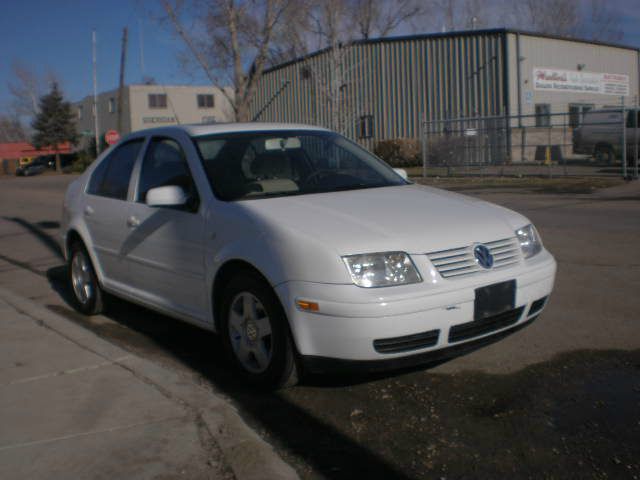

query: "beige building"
(74, 84), (234, 148)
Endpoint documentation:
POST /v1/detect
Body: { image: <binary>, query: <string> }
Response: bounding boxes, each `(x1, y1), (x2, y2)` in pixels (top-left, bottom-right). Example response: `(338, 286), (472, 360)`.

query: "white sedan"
(60, 123), (556, 388)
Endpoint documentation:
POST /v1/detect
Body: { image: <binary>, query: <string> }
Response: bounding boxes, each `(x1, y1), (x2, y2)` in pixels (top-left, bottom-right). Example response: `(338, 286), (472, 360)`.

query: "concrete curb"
(0, 285), (298, 480)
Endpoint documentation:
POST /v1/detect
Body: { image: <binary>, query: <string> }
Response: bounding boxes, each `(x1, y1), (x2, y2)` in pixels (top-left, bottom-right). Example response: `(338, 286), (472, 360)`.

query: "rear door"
(123, 135), (207, 322)
(83, 139), (145, 290)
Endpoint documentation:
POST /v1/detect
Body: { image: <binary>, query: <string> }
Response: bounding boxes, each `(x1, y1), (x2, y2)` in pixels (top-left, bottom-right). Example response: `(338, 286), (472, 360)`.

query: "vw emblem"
(473, 244), (494, 269)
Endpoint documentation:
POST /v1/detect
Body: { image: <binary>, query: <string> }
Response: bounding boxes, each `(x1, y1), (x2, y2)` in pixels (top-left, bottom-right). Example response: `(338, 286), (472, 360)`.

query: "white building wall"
(73, 84), (234, 149)
(127, 85), (234, 132)
(507, 33), (640, 122)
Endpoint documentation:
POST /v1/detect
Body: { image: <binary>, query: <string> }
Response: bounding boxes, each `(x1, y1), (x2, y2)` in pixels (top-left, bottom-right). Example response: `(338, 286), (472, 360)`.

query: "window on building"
(535, 104), (551, 127)
(358, 115), (374, 139)
(108, 97), (116, 113)
(148, 93), (167, 109)
(197, 94), (215, 108)
(568, 103), (593, 128)
(77, 106), (83, 119)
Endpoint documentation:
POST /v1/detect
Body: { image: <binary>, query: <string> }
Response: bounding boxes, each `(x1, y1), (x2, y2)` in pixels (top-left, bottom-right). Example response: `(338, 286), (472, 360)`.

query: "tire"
(68, 242), (105, 315)
(219, 271), (298, 389)
(594, 145), (614, 165)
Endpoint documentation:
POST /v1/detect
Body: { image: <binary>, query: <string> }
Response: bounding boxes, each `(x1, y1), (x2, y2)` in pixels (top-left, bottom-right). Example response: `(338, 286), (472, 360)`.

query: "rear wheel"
(594, 144), (614, 164)
(68, 242), (105, 315)
(219, 271), (298, 389)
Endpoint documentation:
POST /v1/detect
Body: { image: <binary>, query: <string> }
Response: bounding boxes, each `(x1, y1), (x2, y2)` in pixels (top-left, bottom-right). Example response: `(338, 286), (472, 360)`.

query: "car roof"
(123, 122), (331, 141)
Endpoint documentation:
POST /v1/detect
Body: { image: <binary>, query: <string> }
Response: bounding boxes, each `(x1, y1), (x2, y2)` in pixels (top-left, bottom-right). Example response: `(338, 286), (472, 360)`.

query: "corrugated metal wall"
(250, 31), (507, 148)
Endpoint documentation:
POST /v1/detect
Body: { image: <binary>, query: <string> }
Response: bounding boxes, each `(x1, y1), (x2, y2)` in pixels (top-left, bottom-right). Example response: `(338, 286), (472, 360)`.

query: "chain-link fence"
(420, 98), (640, 179)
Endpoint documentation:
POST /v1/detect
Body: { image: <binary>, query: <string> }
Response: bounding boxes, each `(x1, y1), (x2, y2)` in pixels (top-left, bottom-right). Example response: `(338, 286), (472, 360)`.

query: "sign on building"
(533, 67), (629, 96)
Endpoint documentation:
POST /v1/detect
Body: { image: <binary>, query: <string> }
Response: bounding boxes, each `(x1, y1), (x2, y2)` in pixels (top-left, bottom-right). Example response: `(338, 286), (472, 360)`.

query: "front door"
(122, 136), (207, 322)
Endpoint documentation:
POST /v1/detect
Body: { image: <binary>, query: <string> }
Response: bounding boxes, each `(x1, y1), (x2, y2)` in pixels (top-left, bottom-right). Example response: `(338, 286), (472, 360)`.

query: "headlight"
(516, 224), (542, 258)
(342, 252), (422, 287)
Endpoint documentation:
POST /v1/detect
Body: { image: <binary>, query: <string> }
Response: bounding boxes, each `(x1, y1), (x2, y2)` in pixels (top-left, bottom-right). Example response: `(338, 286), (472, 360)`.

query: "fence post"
(421, 112), (428, 178)
(635, 95), (639, 179)
(622, 96), (627, 179)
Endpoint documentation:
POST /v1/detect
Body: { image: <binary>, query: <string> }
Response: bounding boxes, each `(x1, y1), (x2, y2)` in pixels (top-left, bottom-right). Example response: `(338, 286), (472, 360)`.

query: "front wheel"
(219, 271), (298, 389)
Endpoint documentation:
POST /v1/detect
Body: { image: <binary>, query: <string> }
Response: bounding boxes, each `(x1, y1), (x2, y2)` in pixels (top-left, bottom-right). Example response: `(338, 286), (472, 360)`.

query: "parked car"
(45, 153), (78, 170)
(573, 108), (640, 163)
(16, 157), (47, 176)
(60, 124), (556, 388)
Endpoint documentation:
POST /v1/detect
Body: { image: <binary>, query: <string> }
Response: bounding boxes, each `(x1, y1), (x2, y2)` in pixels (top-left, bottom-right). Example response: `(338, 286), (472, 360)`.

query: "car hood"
(240, 184), (529, 255)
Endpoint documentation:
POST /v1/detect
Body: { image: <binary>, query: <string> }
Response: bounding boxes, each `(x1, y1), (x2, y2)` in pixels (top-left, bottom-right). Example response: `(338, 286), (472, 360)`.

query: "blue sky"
(1, 0), (639, 112)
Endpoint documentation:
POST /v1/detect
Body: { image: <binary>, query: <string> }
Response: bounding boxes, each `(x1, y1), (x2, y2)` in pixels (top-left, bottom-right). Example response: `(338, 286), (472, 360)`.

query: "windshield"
(192, 130), (407, 201)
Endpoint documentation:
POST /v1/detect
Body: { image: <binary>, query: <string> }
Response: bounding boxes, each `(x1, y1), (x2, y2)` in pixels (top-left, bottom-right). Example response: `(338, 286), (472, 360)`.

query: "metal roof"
(263, 27), (639, 75)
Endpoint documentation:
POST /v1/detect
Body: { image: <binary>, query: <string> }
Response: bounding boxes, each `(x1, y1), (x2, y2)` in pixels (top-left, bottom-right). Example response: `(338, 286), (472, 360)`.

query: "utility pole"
(92, 29), (100, 157)
(139, 20), (145, 77)
(117, 27), (128, 134)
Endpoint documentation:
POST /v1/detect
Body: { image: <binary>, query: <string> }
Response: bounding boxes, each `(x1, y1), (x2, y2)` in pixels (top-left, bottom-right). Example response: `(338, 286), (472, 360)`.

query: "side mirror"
(393, 168), (408, 181)
(146, 185), (188, 207)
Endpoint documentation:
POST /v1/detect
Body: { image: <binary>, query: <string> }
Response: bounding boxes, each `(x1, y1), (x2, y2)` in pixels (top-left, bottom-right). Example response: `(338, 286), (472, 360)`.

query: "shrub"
(374, 138), (422, 167)
(69, 151), (95, 173)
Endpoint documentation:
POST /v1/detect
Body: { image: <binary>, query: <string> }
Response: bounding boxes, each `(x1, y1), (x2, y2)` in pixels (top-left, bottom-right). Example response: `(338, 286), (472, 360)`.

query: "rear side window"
(87, 139), (144, 200)
(138, 137), (199, 208)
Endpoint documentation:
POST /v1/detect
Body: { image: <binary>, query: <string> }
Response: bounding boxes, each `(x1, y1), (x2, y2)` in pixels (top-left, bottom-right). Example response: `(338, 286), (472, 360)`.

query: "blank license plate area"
(474, 280), (516, 320)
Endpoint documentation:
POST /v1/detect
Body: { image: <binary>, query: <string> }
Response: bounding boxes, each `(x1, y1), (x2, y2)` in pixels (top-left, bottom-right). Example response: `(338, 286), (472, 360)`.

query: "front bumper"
(275, 250), (556, 367)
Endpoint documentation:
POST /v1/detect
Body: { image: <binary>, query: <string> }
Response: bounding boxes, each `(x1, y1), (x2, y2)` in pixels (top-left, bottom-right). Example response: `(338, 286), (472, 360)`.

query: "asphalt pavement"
(0, 173), (638, 479)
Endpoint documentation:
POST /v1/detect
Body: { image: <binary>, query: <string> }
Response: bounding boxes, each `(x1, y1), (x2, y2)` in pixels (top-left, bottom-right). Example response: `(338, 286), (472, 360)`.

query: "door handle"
(126, 216), (140, 228)
(83, 205), (94, 217)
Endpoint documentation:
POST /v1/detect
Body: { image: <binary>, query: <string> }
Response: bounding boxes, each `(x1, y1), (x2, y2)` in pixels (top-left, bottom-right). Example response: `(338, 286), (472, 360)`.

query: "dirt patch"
(272, 350), (640, 479)
(411, 176), (624, 194)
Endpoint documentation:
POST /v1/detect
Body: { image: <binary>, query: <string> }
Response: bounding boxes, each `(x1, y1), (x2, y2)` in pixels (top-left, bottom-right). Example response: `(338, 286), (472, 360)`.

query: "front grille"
(448, 306), (525, 343)
(374, 329), (440, 354)
(427, 237), (521, 279)
(528, 296), (548, 316)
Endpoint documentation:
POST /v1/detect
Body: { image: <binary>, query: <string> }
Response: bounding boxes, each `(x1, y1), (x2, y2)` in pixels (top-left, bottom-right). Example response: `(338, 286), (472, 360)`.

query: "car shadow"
(2, 216), (64, 259)
(45, 263), (413, 479)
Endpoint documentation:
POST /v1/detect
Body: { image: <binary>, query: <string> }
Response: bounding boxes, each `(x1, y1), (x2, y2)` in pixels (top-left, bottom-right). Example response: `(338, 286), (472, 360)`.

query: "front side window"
(138, 137), (199, 210)
(193, 130), (407, 201)
(148, 94), (167, 109)
(87, 139), (144, 200)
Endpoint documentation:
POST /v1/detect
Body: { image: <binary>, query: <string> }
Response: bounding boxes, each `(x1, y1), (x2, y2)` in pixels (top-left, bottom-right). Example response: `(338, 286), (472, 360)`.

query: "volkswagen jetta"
(60, 124), (556, 387)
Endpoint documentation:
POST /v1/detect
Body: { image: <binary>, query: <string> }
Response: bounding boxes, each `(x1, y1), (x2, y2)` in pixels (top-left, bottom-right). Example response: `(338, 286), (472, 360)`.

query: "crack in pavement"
(0, 416), (187, 452)
(0, 356), (133, 387)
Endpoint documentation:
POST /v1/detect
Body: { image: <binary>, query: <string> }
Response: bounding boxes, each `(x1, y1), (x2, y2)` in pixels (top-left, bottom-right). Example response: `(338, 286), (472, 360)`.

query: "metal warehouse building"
(249, 29), (640, 163)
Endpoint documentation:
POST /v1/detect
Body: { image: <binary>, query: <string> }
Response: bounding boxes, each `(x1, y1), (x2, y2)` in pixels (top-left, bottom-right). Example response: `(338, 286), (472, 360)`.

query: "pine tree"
(31, 83), (77, 172)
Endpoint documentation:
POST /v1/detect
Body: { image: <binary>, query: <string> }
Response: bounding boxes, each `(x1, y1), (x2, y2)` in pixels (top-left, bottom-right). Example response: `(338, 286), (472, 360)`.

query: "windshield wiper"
(306, 183), (389, 194)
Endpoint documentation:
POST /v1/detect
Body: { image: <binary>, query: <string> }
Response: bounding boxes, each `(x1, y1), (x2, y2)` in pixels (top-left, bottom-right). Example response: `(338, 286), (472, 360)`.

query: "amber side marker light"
(296, 300), (319, 312)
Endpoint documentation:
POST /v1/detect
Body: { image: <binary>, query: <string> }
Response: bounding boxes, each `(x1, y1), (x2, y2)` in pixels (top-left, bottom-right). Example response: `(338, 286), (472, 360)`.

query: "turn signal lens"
(296, 300), (319, 312)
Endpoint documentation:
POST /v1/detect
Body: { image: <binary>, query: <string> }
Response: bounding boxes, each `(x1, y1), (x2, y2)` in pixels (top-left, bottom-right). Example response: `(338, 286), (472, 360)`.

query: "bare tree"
(500, 0), (623, 43)
(0, 114), (27, 142)
(7, 61), (41, 118)
(161, 0), (297, 122)
(290, 0), (425, 133)
(351, 0), (422, 40)
(581, 0), (623, 42)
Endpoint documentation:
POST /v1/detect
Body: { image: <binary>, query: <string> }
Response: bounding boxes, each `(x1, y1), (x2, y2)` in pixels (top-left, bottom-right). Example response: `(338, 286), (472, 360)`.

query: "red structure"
(0, 141), (73, 175)
(0, 141), (72, 160)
